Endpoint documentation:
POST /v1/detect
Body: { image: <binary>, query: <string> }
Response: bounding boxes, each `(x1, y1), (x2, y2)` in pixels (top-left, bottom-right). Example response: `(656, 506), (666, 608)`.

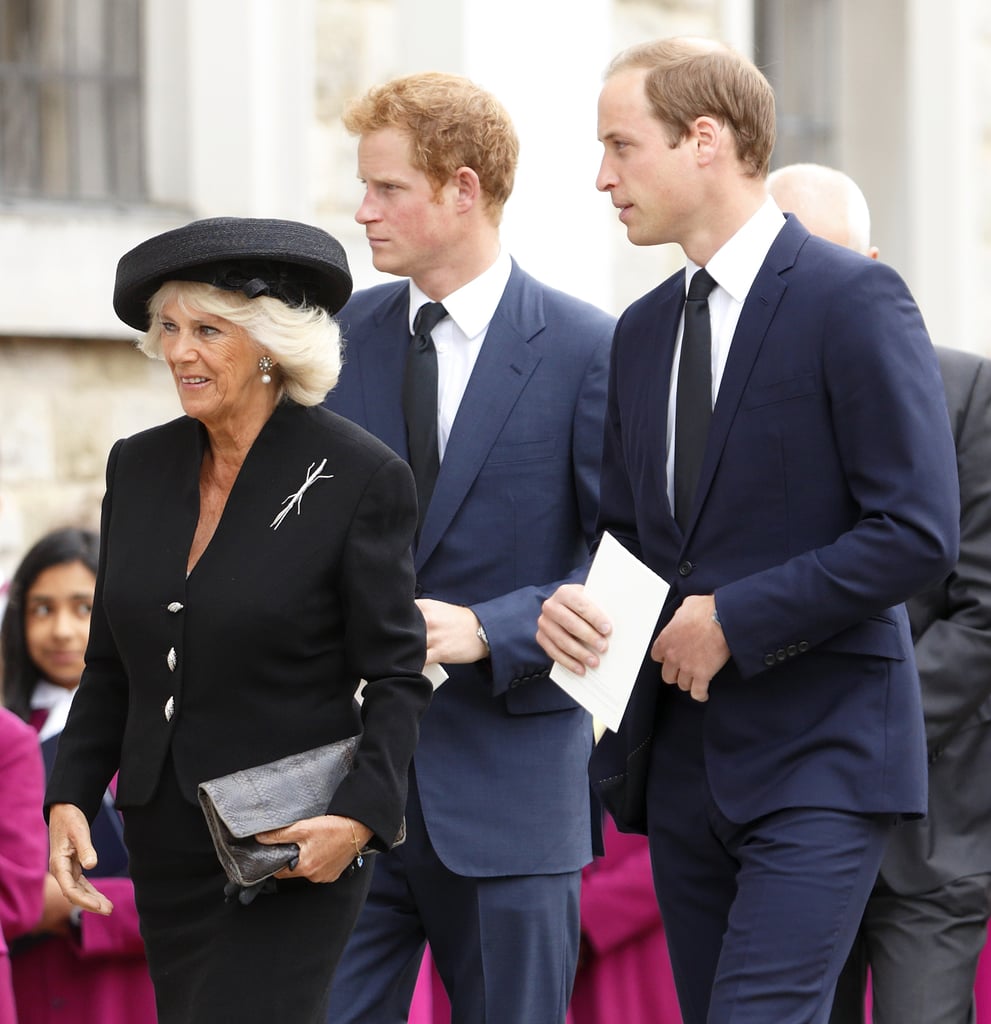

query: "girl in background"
(1, 527), (156, 1024)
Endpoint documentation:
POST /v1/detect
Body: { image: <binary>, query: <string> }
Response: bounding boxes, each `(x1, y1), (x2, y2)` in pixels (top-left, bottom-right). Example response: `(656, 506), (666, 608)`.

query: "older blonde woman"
(45, 218), (432, 1024)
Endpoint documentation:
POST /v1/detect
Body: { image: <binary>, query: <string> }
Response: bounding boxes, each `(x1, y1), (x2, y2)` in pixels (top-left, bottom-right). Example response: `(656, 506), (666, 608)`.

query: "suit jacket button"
(167, 647), (177, 672)
(764, 653), (776, 667)
(167, 601), (184, 613)
(776, 649), (787, 661)
(164, 696), (175, 721)
(678, 561), (694, 577)
(787, 645), (797, 657)
(798, 641), (810, 652)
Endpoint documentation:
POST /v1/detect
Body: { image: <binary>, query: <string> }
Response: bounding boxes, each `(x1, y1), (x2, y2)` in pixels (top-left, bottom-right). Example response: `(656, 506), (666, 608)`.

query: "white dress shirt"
(31, 679), (77, 742)
(408, 249), (513, 461)
(665, 197), (787, 502)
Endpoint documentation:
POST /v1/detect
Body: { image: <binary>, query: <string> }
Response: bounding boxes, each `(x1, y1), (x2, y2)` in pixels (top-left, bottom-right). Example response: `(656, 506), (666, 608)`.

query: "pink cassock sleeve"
(580, 824), (664, 958)
(0, 712), (48, 942)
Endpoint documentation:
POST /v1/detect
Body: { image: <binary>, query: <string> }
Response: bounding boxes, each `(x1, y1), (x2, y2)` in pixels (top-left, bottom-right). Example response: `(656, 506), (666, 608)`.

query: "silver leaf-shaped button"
(164, 696), (175, 721)
(167, 602), (184, 613)
(167, 647), (177, 672)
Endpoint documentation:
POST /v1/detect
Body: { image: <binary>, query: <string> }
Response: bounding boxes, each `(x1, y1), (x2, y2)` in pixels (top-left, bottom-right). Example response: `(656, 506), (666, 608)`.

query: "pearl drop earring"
(258, 355), (274, 384)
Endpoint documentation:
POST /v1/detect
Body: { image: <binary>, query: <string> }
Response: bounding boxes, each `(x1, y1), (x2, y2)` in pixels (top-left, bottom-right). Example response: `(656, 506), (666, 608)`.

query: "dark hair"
(0, 527), (99, 721)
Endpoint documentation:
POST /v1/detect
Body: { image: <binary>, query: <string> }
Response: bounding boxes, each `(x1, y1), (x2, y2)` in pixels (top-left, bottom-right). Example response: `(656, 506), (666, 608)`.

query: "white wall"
(386, 0), (615, 311)
(0, 0), (317, 341)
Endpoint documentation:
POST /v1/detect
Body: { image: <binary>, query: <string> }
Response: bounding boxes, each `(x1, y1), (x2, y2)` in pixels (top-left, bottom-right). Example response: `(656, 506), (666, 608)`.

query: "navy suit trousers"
(327, 764), (581, 1024)
(646, 692), (894, 1024)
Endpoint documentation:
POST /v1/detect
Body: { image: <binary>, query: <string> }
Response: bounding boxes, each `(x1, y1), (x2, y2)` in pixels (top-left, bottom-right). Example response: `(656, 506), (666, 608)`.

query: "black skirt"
(121, 754), (372, 1024)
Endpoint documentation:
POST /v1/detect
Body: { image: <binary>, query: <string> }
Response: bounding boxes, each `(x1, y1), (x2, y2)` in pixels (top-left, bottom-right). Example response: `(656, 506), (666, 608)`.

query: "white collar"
(407, 248), (513, 340)
(31, 680), (77, 742)
(688, 195), (785, 303)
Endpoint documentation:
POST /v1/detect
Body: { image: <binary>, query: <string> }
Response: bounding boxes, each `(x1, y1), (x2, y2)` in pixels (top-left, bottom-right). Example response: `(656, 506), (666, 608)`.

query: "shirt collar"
(687, 195), (786, 303)
(407, 248), (513, 339)
(31, 680), (77, 742)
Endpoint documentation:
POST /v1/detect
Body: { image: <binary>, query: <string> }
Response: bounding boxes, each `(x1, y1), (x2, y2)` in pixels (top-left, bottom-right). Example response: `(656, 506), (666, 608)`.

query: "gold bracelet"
(348, 819), (364, 868)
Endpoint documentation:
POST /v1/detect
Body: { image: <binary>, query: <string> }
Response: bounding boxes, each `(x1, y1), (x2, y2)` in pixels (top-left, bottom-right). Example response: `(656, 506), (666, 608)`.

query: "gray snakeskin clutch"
(197, 735), (360, 889)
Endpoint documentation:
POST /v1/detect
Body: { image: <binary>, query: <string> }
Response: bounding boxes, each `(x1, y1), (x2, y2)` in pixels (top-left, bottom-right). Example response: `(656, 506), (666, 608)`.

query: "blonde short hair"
(142, 281), (342, 407)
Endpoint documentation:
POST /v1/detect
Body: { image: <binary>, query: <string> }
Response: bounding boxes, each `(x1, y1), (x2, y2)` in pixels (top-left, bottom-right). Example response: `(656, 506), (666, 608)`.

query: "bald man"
(770, 163), (991, 1024)
(766, 163), (879, 259)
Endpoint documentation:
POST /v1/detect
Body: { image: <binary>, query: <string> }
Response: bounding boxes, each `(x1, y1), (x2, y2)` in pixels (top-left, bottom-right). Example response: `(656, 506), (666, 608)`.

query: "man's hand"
(48, 803), (113, 916)
(651, 594), (729, 702)
(416, 598), (489, 664)
(536, 584), (612, 675)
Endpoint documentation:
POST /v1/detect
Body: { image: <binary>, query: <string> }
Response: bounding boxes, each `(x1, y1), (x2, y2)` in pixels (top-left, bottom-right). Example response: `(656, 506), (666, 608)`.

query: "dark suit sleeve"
(717, 261), (960, 677)
(914, 352), (991, 753)
(594, 307), (647, 563)
(45, 441), (129, 822)
(470, 326), (611, 691)
(327, 455), (432, 847)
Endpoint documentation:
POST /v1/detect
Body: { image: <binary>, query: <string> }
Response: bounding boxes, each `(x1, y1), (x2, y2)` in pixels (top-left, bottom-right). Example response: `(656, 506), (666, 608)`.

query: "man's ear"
(454, 166), (482, 211)
(693, 116), (721, 167)
(868, 245), (880, 260)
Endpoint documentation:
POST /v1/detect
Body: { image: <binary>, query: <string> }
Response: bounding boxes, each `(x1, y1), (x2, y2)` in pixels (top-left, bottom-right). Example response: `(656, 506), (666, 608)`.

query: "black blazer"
(45, 402), (432, 848)
(881, 346), (991, 893)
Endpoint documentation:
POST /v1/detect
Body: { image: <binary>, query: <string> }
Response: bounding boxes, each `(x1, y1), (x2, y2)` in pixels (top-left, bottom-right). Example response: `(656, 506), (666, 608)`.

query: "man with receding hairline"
(537, 38), (960, 1023)
(770, 162), (991, 1024)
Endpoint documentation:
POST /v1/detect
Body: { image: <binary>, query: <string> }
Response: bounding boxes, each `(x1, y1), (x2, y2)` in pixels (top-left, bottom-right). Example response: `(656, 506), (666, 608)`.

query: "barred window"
(0, 0), (144, 202)
(754, 0), (839, 169)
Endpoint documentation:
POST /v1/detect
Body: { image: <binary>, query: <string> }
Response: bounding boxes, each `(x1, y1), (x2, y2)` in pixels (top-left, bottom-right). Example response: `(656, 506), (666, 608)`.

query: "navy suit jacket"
(325, 260), (615, 876)
(880, 346), (991, 893)
(590, 216), (960, 834)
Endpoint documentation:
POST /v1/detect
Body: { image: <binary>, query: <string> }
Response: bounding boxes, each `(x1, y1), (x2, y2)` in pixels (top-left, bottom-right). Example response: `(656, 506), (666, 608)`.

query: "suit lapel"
(415, 265), (543, 568)
(681, 218), (805, 538)
(355, 286), (410, 458)
(648, 276), (686, 526)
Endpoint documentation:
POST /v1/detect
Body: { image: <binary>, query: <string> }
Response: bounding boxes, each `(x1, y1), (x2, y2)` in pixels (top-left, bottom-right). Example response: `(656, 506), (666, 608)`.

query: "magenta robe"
(0, 709), (48, 1024)
(10, 875), (156, 1024)
(568, 818), (683, 1024)
(10, 712), (157, 1024)
(976, 927), (991, 1019)
(409, 949), (449, 1024)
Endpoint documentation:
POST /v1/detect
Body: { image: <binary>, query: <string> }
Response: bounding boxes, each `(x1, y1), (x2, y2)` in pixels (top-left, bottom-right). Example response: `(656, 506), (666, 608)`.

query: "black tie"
(403, 301), (448, 530)
(674, 268), (717, 531)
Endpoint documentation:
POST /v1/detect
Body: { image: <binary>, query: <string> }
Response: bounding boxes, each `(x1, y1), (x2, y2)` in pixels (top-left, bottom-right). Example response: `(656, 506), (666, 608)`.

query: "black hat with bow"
(113, 217), (353, 331)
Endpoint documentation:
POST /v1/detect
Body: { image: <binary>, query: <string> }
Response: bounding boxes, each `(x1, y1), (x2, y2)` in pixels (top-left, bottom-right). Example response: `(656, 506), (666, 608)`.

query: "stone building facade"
(0, 0), (987, 576)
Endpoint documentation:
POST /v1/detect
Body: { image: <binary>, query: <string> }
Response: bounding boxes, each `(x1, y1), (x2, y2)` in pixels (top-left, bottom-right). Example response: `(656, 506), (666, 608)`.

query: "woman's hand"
(258, 815), (374, 884)
(48, 803), (114, 915)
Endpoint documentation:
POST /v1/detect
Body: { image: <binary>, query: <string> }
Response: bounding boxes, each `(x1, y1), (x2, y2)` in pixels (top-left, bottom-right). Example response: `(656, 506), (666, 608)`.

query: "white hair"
(141, 281), (342, 407)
